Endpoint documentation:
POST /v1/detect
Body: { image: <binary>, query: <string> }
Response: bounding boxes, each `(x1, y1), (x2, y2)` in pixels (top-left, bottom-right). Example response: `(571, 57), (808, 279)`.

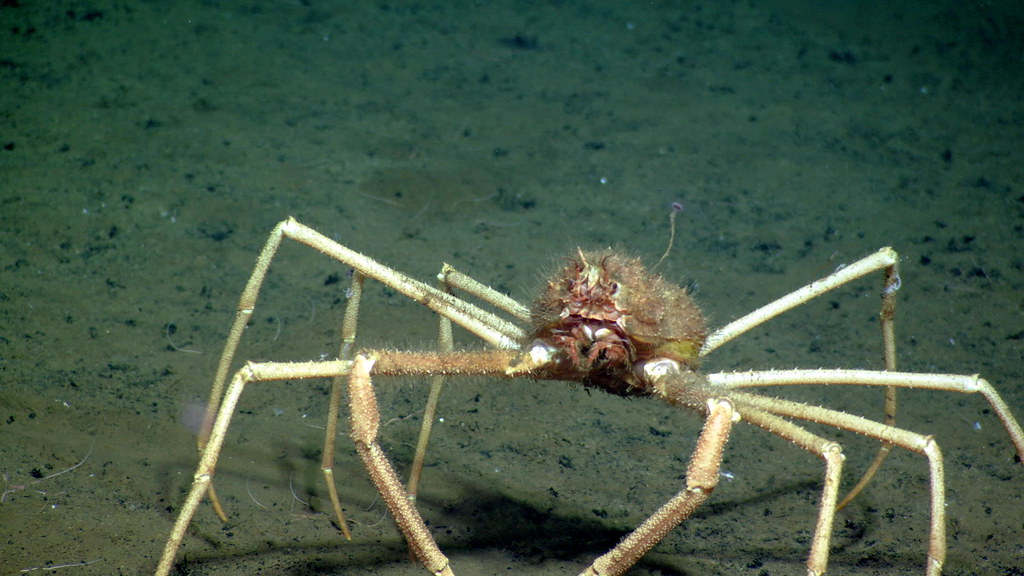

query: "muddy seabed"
(1, 1), (1022, 575)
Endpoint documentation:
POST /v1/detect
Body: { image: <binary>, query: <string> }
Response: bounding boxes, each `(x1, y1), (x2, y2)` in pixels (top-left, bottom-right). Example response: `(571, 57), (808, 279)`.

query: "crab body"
(528, 249), (707, 396)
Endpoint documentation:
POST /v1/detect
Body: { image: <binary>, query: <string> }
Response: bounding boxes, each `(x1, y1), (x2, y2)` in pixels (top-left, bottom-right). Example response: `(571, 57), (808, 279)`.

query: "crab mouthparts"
(553, 315), (634, 372)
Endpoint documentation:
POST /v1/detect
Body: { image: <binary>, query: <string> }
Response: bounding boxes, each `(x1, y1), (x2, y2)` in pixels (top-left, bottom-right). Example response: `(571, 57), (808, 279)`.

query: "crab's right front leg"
(348, 353), (455, 576)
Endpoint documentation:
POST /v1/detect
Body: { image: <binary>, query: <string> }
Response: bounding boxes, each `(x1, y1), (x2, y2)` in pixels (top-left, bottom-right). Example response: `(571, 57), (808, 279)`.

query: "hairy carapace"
(527, 249), (706, 396)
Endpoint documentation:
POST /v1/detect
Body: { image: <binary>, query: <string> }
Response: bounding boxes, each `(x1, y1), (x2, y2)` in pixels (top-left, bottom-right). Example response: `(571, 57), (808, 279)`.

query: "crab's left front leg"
(581, 396), (736, 576)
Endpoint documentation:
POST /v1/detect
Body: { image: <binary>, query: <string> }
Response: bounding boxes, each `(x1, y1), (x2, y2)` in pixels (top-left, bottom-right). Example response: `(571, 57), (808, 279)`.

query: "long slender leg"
(156, 359), (353, 576)
(838, 259), (901, 508)
(735, 407), (845, 576)
(731, 391), (947, 575)
(320, 270), (365, 540)
(700, 247), (899, 355)
(438, 262), (531, 321)
(407, 313), (453, 503)
(197, 221), (291, 521)
(581, 398), (735, 576)
(283, 218), (524, 348)
(407, 268), (460, 505)
(709, 369), (1024, 458)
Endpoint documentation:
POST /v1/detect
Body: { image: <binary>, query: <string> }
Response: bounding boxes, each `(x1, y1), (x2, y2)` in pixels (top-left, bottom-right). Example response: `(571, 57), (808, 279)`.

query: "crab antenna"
(653, 202), (684, 270)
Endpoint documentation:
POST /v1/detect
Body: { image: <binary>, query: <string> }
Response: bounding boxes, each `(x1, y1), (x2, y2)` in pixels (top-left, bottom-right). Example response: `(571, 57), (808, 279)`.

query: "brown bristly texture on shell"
(528, 249), (706, 396)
